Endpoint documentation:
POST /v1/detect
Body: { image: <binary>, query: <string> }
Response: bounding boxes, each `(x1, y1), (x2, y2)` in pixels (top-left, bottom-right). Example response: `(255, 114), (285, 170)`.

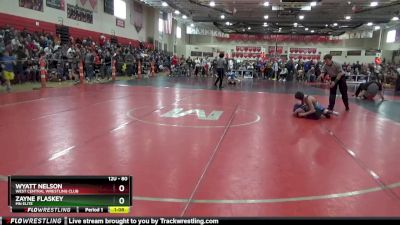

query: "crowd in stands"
(0, 25), (173, 87)
(170, 56), (400, 85)
(1, 25), (400, 92)
(208, 58), (400, 84)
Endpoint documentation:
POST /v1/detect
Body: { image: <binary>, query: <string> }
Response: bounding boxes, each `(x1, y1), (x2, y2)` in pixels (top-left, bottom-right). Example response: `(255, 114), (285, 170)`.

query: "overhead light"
(325, 24), (328, 27)
(190, 23), (194, 27)
(310, 1), (317, 7)
(348, 1), (351, 5)
(345, 16), (351, 20)
(263, 23), (268, 27)
(374, 25), (381, 30)
(305, 27), (309, 31)
(264, 15), (269, 20)
(161, 1), (168, 7)
(294, 22), (298, 27)
(370, 2), (378, 7)
(174, 10), (180, 15)
(392, 16), (399, 21)
(311, 30), (315, 33)
(263, 1), (269, 7)
(333, 23), (338, 26)
(367, 22), (373, 26)
(299, 15), (304, 20)
(182, 15), (187, 19)
(272, 6), (283, 11)
(301, 6), (312, 11)
(221, 14), (225, 19)
(225, 21), (231, 26)
(248, 27), (251, 30)
(210, 1), (216, 7)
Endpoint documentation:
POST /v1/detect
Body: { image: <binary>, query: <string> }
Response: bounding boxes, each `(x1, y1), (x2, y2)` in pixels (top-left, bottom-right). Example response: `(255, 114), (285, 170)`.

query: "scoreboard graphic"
(8, 176), (132, 213)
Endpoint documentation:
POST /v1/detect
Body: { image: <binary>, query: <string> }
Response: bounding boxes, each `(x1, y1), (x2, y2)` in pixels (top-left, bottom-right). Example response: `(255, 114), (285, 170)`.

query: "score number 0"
(108, 177), (129, 205)
(117, 185), (127, 205)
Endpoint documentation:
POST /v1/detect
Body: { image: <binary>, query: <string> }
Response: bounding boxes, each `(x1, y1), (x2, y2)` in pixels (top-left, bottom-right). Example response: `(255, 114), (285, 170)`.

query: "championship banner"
(217, 34), (339, 43)
(290, 48), (317, 54)
(347, 50), (362, 56)
(330, 51), (342, 56)
(76, 0), (98, 12)
(104, 0), (114, 15)
(116, 18), (125, 28)
(187, 27), (228, 38)
(67, 4), (93, 24)
(46, 0), (65, 10)
(365, 49), (381, 56)
(19, 0), (43, 12)
(131, 1), (143, 33)
(268, 46), (283, 54)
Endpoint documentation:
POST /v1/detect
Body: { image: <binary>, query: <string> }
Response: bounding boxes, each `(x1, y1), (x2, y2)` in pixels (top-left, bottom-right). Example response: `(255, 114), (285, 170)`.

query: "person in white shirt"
(194, 58), (201, 76)
(228, 59), (234, 71)
(279, 66), (288, 82)
(272, 61), (279, 80)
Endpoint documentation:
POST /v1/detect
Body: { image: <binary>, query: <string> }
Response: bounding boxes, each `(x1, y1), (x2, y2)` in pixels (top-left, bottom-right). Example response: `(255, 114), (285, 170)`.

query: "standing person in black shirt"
(104, 50), (112, 80)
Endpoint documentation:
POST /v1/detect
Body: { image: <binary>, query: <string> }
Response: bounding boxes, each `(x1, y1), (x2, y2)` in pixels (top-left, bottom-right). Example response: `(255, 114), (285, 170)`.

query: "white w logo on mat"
(161, 108), (224, 121)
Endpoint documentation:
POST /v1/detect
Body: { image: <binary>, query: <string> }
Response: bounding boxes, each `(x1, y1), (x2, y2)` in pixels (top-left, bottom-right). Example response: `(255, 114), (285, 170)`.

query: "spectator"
(1, 50), (16, 92)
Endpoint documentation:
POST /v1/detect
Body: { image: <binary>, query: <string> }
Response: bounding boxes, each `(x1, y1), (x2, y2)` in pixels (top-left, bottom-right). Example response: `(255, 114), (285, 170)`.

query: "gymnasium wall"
(186, 28), (400, 64)
(0, 0), (154, 43)
(153, 10), (187, 56)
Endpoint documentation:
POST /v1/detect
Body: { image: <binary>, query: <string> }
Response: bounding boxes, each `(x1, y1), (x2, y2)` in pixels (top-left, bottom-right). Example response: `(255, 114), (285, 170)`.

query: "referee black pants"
(215, 68), (224, 88)
(329, 76), (349, 110)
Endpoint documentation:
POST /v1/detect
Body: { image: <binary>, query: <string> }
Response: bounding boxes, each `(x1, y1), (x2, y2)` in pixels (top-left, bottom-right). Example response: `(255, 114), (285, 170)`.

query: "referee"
(320, 54), (350, 111)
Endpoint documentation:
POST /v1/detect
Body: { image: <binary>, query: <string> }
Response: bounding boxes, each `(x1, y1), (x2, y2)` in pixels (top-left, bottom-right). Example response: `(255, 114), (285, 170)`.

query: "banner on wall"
(46, 0), (65, 10)
(289, 54), (321, 60)
(235, 46), (261, 52)
(217, 34), (339, 43)
(330, 51), (342, 56)
(19, 0), (43, 12)
(67, 4), (93, 24)
(289, 48), (317, 54)
(161, 12), (173, 35)
(203, 52), (214, 57)
(104, 0), (114, 15)
(340, 31), (373, 39)
(187, 27), (228, 38)
(347, 50), (362, 56)
(365, 49), (381, 56)
(191, 51), (202, 57)
(116, 18), (125, 28)
(76, 0), (98, 12)
(131, 1), (143, 33)
(268, 46), (283, 54)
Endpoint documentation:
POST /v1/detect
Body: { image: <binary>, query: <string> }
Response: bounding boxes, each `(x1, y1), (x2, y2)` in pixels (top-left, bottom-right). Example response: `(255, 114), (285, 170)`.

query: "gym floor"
(0, 77), (400, 216)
